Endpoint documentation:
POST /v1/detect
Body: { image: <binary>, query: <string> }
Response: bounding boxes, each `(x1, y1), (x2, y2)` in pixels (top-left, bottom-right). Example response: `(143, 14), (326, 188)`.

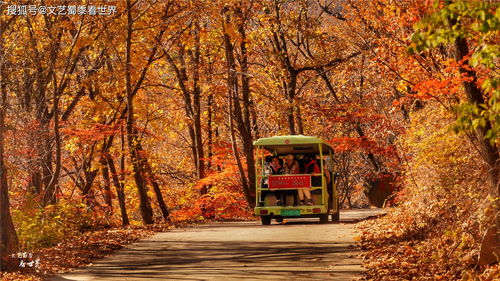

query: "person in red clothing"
(299, 154), (319, 205)
(303, 154), (321, 174)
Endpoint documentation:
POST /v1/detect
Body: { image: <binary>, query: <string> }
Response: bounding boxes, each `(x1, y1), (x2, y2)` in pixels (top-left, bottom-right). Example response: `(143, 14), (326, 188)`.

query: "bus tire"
(261, 216), (271, 225)
(275, 216), (283, 223)
(319, 214), (329, 224)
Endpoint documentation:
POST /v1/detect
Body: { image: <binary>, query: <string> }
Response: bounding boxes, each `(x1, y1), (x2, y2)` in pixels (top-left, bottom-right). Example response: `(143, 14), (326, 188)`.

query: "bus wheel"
(319, 214), (329, 224)
(275, 216), (283, 223)
(261, 216), (271, 225)
(332, 211), (340, 223)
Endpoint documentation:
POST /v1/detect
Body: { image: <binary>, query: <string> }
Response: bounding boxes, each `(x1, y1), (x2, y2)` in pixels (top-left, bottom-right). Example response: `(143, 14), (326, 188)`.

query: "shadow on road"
(52, 240), (360, 280)
(51, 209), (388, 280)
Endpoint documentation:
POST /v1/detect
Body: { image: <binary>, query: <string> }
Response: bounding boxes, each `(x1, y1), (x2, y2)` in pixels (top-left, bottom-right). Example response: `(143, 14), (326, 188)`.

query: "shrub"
(13, 199), (93, 250)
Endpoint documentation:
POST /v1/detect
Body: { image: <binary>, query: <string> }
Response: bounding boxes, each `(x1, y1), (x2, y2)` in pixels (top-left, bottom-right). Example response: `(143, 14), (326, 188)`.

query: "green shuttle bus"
(253, 135), (340, 225)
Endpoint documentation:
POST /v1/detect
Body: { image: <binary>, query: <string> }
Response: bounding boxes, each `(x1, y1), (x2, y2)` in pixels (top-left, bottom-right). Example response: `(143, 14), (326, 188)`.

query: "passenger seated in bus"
(268, 156), (286, 206)
(283, 154), (299, 206)
(269, 156), (283, 174)
(283, 154), (299, 174)
(312, 159), (331, 193)
(261, 155), (273, 188)
(299, 154), (318, 205)
(303, 154), (320, 173)
(264, 155), (272, 170)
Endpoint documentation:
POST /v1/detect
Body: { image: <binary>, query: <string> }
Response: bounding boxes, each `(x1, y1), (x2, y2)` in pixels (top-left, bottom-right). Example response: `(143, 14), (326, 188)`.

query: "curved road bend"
(51, 208), (385, 281)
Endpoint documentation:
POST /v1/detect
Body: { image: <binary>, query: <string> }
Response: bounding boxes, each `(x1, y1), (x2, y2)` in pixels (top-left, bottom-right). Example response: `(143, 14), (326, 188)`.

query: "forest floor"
(357, 212), (500, 280)
(1, 209), (384, 281)
(1, 223), (175, 281)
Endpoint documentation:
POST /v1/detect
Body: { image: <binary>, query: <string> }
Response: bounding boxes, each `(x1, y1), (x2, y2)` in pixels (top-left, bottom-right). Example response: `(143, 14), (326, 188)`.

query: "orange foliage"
(171, 147), (253, 222)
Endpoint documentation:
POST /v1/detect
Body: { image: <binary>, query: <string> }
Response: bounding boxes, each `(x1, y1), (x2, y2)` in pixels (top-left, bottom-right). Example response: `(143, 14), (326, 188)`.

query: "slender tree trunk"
(222, 10), (253, 205)
(41, 121), (53, 192)
(125, 0), (153, 224)
(250, 100), (260, 139)
(271, 1), (297, 135)
(236, 12), (256, 205)
(107, 155), (129, 226)
(286, 74), (297, 135)
(318, 69), (341, 103)
(144, 161), (170, 222)
(0, 105), (18, 271)
(228, 90), (252, 205)
(79, 145), (99, 205)
(191, 22), (205, 180)
(202, 92), (214, 196)
(0, 19), (19, 270)
(43, 94), (61, 206)
(120, 123), (126, 200)
(134, 140), (169, 222)
(207, 92), (214, 170)
(165, 46), (205, 180)
(187, 127), (197, 172)
(100, 154), (113, 214)
(296, 105), (304, 135)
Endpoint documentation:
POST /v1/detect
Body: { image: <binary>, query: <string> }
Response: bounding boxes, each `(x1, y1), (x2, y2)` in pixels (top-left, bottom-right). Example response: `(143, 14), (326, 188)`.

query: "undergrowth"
(358, 106), (499, 280)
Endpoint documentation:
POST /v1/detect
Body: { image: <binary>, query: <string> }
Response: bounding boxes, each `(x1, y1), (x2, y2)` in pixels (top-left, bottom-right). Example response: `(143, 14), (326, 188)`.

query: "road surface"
(51, 208), (385, 281)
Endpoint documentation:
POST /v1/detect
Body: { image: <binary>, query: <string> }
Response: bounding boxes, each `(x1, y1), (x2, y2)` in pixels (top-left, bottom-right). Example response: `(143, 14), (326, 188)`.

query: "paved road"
(52, 208), (385, 281)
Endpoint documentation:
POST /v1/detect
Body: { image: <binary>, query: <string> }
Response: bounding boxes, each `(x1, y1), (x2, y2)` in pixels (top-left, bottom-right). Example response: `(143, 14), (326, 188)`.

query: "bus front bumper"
(254, 205), (328, 217)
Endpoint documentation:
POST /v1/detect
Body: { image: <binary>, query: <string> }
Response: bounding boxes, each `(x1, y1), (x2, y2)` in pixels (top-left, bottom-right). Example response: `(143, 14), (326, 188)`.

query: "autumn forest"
(0, 0), (499, 280)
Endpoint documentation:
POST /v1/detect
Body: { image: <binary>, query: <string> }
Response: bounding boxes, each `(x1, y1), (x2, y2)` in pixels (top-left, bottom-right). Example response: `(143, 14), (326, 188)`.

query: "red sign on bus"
(268, 175), (311, 189)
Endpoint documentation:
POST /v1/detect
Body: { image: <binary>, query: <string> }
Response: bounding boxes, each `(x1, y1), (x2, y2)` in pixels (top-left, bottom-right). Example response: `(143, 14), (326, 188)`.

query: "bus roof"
(253, 135), (334, 155)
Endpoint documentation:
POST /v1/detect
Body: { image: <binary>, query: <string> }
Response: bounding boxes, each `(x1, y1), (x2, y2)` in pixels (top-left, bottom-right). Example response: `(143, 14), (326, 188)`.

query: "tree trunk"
(164, 45), (205, 180)
(454, 37), (500, 247)
(144, 161), (170, 222)
(207, 92), (214, 170)
(0, 114), (18, 271)
(222, 10), (254, 205)
(203, 92), (214, 195)
(228, 90), (253, 205)
(295, 105), (304, 135)
(250, 100), (260, 139)
(236, 12), (256, 206)
(107, 155), (129, 226)
(0, 20), (19, 270)
(100, 154), (113, 215)
(133, 140), (170, 222)
(43, 94), (61, 206)
(191, 22), (205, 180)
(286, 74), (297, 135)
(125, 0), (154, 225)
(78, 144), (99, 206)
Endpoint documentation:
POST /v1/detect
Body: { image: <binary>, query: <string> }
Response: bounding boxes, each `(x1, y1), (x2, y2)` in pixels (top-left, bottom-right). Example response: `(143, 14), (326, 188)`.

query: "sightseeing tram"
(253, 135), (340, 225)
